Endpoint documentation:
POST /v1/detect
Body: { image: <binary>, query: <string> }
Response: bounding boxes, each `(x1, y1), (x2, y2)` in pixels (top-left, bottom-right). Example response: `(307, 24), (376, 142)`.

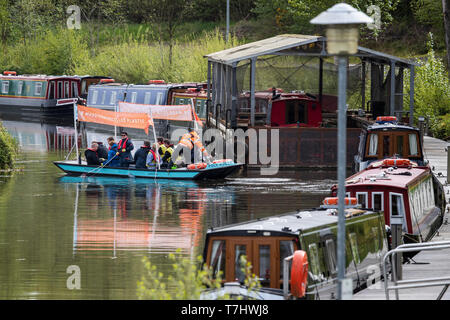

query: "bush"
(0, 121), (18, 170)
(403, 33), (450, 140)
(137, 249), (260, 300)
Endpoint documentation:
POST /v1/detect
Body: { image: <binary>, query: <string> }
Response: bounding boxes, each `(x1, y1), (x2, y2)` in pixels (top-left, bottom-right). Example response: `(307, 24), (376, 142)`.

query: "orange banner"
(77, 105), (151, 134)
(118, 102), (193, 121)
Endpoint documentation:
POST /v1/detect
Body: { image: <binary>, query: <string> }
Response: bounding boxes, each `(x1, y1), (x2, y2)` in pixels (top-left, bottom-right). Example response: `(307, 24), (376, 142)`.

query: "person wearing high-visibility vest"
(172, 129), (211, 166)
(160, 139), (174, 168)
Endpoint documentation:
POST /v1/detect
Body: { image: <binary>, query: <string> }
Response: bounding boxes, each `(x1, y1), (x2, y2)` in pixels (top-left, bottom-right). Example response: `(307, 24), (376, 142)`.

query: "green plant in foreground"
(137, 249), (261, 300)
(0, 121), (18, 171)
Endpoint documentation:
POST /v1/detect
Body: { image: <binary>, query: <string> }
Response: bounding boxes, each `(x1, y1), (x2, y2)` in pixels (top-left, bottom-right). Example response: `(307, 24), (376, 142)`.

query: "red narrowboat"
(332, 159), (446, 243)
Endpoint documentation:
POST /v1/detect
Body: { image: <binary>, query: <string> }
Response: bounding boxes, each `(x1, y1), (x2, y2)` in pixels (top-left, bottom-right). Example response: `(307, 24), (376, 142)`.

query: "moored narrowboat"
(202, 201), (388, 300)
(0, 71), (81, 114)
(353, 116), (425, 173)
(332, 159), (446, 243)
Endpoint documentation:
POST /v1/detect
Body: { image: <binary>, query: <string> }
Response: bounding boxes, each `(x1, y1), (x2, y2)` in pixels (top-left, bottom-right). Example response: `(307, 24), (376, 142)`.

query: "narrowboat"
(77, 75), (112, 100)
(236, 89), (322, 128)
(202, 200), (388, 300)
(0, 71), (81, 114)
(353, 116), (425, 173)
(332, 159), (446, 243)
(86, 81), (204, 111)
(173, 88), (323, 129)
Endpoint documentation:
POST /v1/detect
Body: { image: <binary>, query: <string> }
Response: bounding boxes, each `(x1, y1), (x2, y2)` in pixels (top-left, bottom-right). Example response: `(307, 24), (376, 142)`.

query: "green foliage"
(74, 29), (243, 83)
(137, 249), (261, 300)
(252, 0), (400, 35)
(0, 121), (18, 171)
(410, 0), (445, 50)
(1, 28), (90, 75)
(403, 33), (450, 140)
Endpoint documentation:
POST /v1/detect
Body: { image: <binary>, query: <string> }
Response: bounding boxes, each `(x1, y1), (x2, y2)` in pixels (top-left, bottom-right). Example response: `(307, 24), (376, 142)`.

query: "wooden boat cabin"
(171, 85), (208, 121)
(77, 76), (113, 100)
(0, 71), (81, 113)
(332, 159), (446, 244)
(353, 116), (425, 172)
(203, 202), (388, 300)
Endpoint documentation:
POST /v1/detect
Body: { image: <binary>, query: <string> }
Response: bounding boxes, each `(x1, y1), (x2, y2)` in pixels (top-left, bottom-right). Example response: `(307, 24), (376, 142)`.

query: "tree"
(443, 0), (450, 72)
(145, 0), (192, 66)
(0, 0), (10, 52)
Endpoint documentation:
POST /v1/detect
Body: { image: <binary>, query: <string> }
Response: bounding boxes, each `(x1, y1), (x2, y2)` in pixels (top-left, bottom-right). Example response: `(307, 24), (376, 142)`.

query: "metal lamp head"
(310, 3), (373, 55)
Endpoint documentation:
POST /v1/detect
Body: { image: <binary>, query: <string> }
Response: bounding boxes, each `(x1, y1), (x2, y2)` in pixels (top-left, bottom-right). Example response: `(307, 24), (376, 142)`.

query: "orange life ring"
(382, 158), (411, 167)
(187, 162), (207, 170)
(3, 71), (16, 76)
(290, 250), (308, 298)
(148, 80), (165, 84)
(376, 116), (397, 122)
(322, 197), (357, 206)
(99, 78), (114, 84)
(212, 159), (233, 164)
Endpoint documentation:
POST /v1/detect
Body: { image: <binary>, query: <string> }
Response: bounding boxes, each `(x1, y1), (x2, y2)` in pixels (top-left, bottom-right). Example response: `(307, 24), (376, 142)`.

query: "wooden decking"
(353, 136), (450, 300)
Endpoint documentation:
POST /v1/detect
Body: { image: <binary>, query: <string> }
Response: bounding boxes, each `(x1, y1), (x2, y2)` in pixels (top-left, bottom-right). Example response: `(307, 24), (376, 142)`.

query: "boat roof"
(367, 123), (419, 132)
(345, 163), (430, 189)
(0, 74), (80, 81)
(206, 208), (378, 237)
(88, 82), (204, 90)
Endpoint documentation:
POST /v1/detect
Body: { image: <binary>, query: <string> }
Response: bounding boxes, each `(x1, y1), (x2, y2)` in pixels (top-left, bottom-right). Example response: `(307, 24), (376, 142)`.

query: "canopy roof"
(205, 34), (417, 68)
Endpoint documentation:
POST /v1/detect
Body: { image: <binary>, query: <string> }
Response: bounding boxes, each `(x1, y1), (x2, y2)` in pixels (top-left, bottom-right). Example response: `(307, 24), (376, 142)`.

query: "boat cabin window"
(92, 90), (98, 104)
(372, 192), (384, 211)
(349, 233), (361, 264)
(206, 236), (297, 289)
(324, 239), (337, 275)
(409, 133), (418, 156)
(395, 135), (404, 157)
(2, 81), (9, 94)
(356, 192), (368, 208)
(101, 90), (106, 104)
(17, 81), (24, 95)
(210, 240), (226, 278)
(144, 92), (151, 104)
(72, 82), (78, 98)
(110, 91), (117, 105)
(131, 92), (137, 103)
(156, 92), (163, 105)
(368, 133), (378, 156)
(34, 82), (42, 96)
(308, 243), (321, 278)
(382, 135), (390, 157)
(196, 99), (206, 118)
(64, 81), (70, 98)
(390, 193), (406, 231)
(57, 81), (62, 99)
(286, 101), (307, 124)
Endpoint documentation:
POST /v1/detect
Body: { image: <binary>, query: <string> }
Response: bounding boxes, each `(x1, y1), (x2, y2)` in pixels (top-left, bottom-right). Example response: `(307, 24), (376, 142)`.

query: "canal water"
(0, 115), (336, 299)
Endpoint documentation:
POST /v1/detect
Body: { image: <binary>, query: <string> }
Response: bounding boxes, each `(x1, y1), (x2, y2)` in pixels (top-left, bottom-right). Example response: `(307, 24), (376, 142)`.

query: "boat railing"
(283, 254), (294, 300)
(382, 240), (450, 300)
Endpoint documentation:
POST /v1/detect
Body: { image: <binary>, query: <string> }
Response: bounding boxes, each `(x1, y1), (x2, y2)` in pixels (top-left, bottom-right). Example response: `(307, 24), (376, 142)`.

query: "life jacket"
(159, 143), (167, 155)
(118, 138), (128, 152)
(148, 149), (158, 165)
(179, 133), (193, 150)
(165, 146), (173, 162)
(190, 131), (207, 156)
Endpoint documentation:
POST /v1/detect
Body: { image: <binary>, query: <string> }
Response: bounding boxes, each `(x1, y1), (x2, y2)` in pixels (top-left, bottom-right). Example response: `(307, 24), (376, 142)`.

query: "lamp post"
(310, 3), (373, 300)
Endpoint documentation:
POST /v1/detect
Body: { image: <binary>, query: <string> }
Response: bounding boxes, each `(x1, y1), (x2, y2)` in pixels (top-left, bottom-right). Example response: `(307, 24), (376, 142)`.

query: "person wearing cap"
(117, 132), (134, 168)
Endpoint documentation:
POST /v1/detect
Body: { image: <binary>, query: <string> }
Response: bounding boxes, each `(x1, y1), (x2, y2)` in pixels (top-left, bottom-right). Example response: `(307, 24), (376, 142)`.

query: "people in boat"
(106, 137), (120, 167)
(157, 137), (166, 158)
(146, 143), (160, 168)
(96, 141), (109, 160)
(172, 129), (211, 166)
(117, 131), (134, 168)
(161, 139), (174, 168)
(85, 142), (105, 166)
(134, 140), (151, 169)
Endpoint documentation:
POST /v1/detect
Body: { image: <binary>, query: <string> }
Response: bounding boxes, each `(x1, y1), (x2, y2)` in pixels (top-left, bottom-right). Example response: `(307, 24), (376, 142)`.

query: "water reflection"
(61, 177), (206, 258)
(0, 115), (335, 299)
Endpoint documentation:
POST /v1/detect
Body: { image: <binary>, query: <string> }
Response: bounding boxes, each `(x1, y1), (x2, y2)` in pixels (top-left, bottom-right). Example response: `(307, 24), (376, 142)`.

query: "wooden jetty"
(353, 136), (450, 300)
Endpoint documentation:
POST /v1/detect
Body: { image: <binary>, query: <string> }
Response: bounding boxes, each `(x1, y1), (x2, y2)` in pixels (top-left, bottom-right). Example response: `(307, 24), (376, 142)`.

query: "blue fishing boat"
(54, 160), (243, 180)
